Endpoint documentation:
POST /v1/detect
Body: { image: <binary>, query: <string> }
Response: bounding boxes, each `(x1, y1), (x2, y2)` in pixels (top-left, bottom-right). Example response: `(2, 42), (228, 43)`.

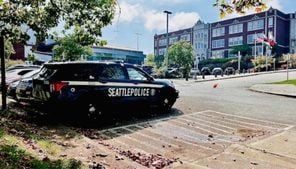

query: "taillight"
(50, 82), (68, 92)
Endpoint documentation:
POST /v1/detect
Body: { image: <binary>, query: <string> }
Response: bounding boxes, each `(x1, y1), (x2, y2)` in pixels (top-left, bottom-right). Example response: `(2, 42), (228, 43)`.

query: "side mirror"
(148, 76), (154, 82)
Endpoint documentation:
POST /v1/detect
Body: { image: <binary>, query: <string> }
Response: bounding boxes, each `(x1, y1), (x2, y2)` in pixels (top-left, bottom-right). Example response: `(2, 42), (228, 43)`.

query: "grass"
(0, 145), (84, 169)
(273, 79), (296, 86)
(37, 140), (62, 156)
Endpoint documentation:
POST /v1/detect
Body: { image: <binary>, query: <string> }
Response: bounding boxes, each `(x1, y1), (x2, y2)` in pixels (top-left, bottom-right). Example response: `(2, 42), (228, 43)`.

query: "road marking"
(205, 110), (291, 127)
(94, 109), (294, 168)
(199, 113), (281, 130)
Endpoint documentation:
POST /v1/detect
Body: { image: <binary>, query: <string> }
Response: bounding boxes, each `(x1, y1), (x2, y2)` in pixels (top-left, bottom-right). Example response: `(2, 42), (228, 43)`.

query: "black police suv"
(32, 61), (179, 117)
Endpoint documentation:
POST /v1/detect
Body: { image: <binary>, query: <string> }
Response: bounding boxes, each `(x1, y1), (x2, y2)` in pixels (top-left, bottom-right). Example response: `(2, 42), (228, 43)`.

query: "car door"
(97, 64), (130, 107)
(125, 65), (161, 106)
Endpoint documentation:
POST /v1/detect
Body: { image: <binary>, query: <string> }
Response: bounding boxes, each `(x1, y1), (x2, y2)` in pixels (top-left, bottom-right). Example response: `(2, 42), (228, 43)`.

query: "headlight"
(9, 81), (19, 88)
(169, 80), (175, 88)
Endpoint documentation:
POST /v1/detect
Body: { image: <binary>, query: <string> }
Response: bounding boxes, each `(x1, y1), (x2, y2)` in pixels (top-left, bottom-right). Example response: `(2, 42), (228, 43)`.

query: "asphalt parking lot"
(1, 71), (296, 168)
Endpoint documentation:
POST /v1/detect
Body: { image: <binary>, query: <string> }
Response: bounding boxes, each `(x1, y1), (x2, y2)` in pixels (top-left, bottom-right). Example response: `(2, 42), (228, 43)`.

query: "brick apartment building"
(154, 8), (296, 62)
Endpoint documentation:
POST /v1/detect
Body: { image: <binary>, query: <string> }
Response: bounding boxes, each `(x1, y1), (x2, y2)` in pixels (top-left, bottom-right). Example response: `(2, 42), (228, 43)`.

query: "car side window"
(18, 70), (32, 76)
(127, 67), (148, 81)
(99, 65), (127, 80)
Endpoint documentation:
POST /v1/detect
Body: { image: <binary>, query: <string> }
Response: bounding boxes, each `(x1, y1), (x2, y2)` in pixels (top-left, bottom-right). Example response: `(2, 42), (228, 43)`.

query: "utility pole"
(164, 10), (172, 68)
(238, 51), (241, 74)
(273, 58), (276, 72)
(135, 33), (142, 50)
(287, 54), (290, 81)
(265, 47), (268, 72)
(0, 36), (7, 110)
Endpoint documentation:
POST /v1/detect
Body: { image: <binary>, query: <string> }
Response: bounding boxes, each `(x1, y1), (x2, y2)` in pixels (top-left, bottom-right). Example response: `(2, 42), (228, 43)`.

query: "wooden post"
(0, 36), (7, 110)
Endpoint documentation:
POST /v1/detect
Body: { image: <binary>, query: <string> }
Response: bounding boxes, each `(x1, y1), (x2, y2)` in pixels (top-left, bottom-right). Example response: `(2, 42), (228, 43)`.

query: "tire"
(79, 101), (103, 121)
(159, 97), (174, 114)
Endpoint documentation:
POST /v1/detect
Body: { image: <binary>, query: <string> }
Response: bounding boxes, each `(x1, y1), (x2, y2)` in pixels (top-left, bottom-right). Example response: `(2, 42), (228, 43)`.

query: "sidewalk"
(191, 69), (296, 83)
(250, 84), (296, 98)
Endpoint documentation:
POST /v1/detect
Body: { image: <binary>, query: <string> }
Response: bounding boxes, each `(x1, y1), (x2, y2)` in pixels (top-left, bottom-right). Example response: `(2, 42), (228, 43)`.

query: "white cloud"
(113, 1), (200, 32)
(114, 1), (143, 23)
(144, 11), (199, 32)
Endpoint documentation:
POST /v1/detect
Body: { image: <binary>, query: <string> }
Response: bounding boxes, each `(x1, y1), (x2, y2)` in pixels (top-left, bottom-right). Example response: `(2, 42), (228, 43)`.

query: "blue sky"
(101, 0), (295, 54)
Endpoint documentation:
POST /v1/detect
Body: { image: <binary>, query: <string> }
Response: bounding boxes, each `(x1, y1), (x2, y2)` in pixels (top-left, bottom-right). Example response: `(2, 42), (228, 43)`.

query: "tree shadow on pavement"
(1, 102), (184, 140)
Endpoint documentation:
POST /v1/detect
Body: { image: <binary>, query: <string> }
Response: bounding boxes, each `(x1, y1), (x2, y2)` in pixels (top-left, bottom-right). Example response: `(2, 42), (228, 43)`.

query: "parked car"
(189, 68), (200, 77)
(32, 61), (179, 118)
(6, 65), (41, 72)
(212, 67), (223, 76)
(165, 68), (183, 78)
(0, 68), (39, 90)
(141, 65), (154, 75)
(224, 67), (236, 75)
(7, 69), (40, 100)
(201, 67), (211, 75)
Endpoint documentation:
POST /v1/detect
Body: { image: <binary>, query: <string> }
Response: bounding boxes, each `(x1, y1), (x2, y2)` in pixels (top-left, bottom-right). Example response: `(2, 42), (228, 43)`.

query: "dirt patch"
(237, 129), (266, 141)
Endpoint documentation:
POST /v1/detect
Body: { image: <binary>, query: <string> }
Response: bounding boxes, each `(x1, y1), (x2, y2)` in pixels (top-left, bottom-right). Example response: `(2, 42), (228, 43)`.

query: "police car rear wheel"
(80, 102), (103, 120)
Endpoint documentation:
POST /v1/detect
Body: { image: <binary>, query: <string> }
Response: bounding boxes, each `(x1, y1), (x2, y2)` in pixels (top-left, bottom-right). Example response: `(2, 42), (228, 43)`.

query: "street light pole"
(238, 51), (241, 74)
(164, 10), (172, 68)
(0, 36), (7, 110)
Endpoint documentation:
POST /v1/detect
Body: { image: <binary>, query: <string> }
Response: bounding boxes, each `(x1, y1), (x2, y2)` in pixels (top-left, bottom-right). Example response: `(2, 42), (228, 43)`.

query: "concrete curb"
(193, 69), (296, 83)
(250, 84), (296, 98)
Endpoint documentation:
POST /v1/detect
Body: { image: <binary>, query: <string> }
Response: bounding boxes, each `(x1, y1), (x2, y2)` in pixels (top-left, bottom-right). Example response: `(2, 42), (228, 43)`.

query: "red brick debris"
(98, 141), (179, 168)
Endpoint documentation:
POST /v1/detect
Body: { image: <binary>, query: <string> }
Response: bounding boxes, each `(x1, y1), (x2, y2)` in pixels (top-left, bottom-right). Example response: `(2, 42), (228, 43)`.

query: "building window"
(252, 46), (264, 56)
(247, 33), (265, 44)
(212, 27), (225, 37)
(159, 39), (166, 46)
(229, 36), (243, 46)
(212, 39), (225, 49)
(268, 17), (274, 27)
(180, 34), (190, 41)
(247, 19), (264, 31)
(159, 48), (167, 55)
(169, 37), (178, 45)
(212, 50), (225, 58)
(229, 24), (243, 34)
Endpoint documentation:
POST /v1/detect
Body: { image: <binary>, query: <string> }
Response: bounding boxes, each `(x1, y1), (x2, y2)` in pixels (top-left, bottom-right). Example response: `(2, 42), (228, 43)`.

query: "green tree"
(214, 0), (267, 18)
(230, 44), (251, 57)
(4, 39), (15, 59)
(154, 55), (165, 68)
(0, 0), (116, 52)
(167, 41), (194, 81)
(53, 30), (94, 61)
(27, 54), (37, 63)
(145, 54), (156, 67)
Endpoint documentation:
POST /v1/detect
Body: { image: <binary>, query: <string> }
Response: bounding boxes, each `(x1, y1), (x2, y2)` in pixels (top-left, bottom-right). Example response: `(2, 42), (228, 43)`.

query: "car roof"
(44, 61), (137, 67)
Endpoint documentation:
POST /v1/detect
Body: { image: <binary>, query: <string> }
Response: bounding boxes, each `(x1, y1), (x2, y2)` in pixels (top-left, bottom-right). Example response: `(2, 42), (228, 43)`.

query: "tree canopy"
(0, 0), (116, 45)
(53, 29), (94, 61)
(167, 41), (194, 79)
(214, 0), (267, 18)
(145, 54), (156, 67)
(230, 44), (251, 56)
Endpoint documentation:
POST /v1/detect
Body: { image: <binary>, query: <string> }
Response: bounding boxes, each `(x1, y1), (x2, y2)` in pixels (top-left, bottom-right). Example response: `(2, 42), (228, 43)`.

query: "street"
(174, 71), (296, 125)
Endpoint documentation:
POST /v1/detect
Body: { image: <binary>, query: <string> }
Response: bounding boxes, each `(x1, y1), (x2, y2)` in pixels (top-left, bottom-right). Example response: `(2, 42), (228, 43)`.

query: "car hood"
(154, 79), (174, 87)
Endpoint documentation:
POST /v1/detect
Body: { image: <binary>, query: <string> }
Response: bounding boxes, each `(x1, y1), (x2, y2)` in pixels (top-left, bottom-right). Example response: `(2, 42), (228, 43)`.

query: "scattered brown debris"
(96, 153), (108, 158)
(251, 162), (259, 165)
(237, 129), (266, 140)
(98, 141), (178, 168)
